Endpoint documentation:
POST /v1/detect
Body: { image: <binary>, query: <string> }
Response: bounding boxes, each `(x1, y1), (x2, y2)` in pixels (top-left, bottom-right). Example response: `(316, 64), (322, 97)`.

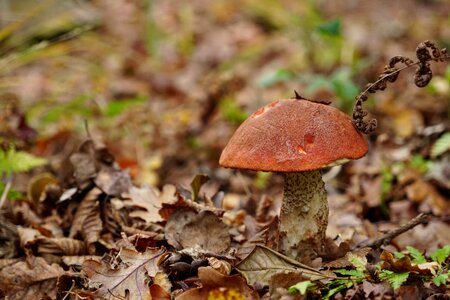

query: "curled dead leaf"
(159, 190), (224, 221)
(17, 226), (86, 258)
(27, 172), (59, 205)
(69, 188), (103, 254)
(207, 257), (232, 275)
(380, 250), (439, 275)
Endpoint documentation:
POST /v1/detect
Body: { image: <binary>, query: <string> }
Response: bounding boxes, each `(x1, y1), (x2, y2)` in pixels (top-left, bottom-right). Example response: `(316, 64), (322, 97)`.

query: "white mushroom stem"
(278, 171), (328, 260)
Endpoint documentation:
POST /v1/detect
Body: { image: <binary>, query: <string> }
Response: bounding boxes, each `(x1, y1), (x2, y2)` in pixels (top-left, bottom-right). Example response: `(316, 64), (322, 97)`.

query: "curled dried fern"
(353, 40), (450, 134)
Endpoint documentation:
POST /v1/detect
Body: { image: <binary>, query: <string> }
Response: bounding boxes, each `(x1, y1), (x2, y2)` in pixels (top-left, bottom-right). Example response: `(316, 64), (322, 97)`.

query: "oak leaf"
(83, 247), (166, 300)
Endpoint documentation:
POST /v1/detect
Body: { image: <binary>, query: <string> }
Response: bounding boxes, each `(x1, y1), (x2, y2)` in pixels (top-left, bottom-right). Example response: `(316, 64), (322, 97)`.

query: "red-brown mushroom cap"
(219, 99), (368, 172)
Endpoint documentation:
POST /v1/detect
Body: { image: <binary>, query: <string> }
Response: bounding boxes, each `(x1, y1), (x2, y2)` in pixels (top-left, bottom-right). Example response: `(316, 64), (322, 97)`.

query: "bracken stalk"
(353, 40), (450, 134)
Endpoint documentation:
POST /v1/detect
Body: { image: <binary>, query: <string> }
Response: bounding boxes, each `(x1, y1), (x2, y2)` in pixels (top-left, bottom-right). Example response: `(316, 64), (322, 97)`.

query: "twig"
(358, 212), (431, 249)
(0, 175), (13, 209)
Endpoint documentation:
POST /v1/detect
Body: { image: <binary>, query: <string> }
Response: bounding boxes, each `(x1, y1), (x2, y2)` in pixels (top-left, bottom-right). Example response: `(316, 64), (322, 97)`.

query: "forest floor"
(0, 0), (449, 299)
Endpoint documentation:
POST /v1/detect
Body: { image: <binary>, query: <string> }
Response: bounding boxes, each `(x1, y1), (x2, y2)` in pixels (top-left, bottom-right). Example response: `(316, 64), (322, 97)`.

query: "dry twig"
(353, 40), (450, 134)
(357, 212), (431, 249)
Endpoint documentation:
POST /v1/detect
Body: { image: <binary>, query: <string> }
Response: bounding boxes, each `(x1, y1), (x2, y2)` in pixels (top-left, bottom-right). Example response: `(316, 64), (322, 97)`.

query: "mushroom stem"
(278, 171), (328, 260)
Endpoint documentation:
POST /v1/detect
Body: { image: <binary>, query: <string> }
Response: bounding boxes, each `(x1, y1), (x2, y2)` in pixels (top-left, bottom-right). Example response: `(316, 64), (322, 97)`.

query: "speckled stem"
(278, 171), (328, 260)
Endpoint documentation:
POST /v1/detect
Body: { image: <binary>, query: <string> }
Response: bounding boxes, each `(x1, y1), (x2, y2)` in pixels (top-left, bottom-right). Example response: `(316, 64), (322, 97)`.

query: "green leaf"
(288, 281), (313, 295)
(0, 182), (24, 200)
(334, 269), (365, 278)
(348, 253), (367, 272)
(0, 147), (47, 176)
(431, 132), (450, 158)
(323, 280), (353, 300)
(317, 18), (341, 36)
(104, 96), (145, 117)
(408, 154), (432, 174)
(379, 270), (410, 289)
(254, 171), (271, 189)
(330, 68), (359, 103)
(407, 246), (427, 264)
(432, 273), (448, 287)
(430, 245), (450, 264)
(257, 69), (295, 87)
(219, 97), (249, 125)
(40, 94), (92, 123)
(394, 251), (406, 259)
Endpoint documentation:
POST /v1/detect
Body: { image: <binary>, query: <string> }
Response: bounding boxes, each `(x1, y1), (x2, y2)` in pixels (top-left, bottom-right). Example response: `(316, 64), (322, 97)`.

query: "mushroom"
(219, 98), (368, 260)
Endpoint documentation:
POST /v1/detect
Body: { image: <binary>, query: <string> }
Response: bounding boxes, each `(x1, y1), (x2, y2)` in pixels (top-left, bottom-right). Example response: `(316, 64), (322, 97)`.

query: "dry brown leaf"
(165, 209), (230, 254)
(62, 255), (101, 267)
(17, 226), (86, 256)
(0, 216), (19, 259)
(36, 237), (86, 256)
(175, 266), (260, 300)
(17, 226), (40, 249)
(0, 258), (20, 269)
(153, 271), (172, 293)
(69, 187), (103, 254)
(0, 256), (64, 300)
(269, 271), (308, 296)
(159, 190), (224, 221)
(95, 166), (132, 196)
(27, 172), (59, 204)
(362, 281), (392, 299)
(236, 245), (328, 287)
(324, 247), (372, 268)
(393, 221), (450, 251)
(69, 140), (102, 185)
(207, 257), (232, 275)
(149, 284), (171, 300)
(124, 185), (165, 223)
(380, 250), (439, 275)
(83, 247), (165, 299)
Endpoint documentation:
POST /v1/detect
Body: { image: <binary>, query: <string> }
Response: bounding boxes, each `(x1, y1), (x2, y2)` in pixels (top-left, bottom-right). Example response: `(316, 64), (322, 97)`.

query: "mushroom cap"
(219, 99), (368, 172)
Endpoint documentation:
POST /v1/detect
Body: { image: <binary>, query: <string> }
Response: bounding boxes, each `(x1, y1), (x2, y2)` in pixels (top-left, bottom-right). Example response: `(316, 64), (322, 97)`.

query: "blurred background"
(1, 0), (449, 247)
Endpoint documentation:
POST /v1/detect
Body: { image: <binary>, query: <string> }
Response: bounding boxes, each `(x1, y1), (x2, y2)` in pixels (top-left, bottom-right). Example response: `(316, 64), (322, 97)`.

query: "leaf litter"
(1, 1), (450, 299)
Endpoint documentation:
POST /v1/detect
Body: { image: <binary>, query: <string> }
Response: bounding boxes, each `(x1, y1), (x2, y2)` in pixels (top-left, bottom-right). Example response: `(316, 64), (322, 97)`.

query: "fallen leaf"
(27, 172), (59, 204)
(159, 188), (224, 221)
(427, 156), (450, 189)
(149, 284), (171, 300)
(0, 256), (64, 300)
(35, 236), (86, 256)
(393, 221), (450, 252)
(207, 257), (232, 275)
(380, 250), (439, 275)
(69, 187), (103, 254)
(235, 245), (329, 287)
(270, 271), (308, 294)
(165, 209), (230, 254)
(94, 166), (132, 196)
(17, 225), (86, 257)
(175, 266), (259, 300)
(69, 140), (101, 185)
(362, 281), (392, 299)
(124, 185), (165, 223)
(190, 173), (209, 202)
(83, 247), (166, 300)
(324, 247), (372, 269)
(0, 216), (19, 258)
